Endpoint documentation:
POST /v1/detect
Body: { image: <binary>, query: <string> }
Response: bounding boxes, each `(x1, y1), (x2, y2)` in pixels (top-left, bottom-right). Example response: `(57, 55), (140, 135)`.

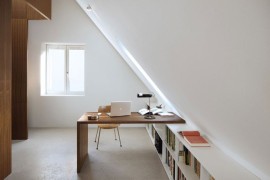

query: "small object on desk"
(151, 107), (163, 114)
(138, 108), (162, 115)
(144, 111), (155, 119)
(158, 112), (174, 116)
(179, 130), (210, 147)
(88, 115), (99, 120)
(138, 108), (148, 115)
(156, 104), (163, 109)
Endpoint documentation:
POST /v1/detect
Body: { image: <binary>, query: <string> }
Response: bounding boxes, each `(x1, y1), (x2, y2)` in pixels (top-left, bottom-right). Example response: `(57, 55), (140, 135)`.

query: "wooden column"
(0, 0), (12, 178)
(12, 19), (28, 139)
(0, 0), (51, 177)
(12, 0), (28, 140)
(10, 0), (51, 140)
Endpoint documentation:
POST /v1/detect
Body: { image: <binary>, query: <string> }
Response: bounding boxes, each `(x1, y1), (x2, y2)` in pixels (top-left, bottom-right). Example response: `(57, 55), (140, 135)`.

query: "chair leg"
(94, 127), (100, 142)
(96, 128), (101, 150)
(114, 128), (117, 140)
(116, 127), (122, 147)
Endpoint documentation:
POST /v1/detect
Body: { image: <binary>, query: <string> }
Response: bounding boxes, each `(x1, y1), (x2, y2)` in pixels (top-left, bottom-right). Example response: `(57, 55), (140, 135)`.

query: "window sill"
(40, 94), (85, 97)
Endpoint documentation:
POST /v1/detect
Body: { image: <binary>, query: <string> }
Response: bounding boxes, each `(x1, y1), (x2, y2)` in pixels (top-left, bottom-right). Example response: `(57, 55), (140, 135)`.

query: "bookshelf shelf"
(177, 160), (200, 180)
(153, 124), (165, 140)
(146, 124), (155, 144)
(147, 123), (174, 180)
(146, 123), (259, 180)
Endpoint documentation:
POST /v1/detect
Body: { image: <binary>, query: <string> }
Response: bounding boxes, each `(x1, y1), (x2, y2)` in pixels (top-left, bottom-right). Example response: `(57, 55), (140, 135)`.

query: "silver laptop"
(107, 101), (131, 117)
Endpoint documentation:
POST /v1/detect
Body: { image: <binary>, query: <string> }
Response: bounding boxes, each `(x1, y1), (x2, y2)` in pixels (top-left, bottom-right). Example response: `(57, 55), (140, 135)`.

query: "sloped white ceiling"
(76, 0), (270, 178)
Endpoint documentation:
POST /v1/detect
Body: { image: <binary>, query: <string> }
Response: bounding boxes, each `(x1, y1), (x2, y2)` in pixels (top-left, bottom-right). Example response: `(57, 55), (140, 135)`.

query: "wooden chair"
(94, 105), (122, 149)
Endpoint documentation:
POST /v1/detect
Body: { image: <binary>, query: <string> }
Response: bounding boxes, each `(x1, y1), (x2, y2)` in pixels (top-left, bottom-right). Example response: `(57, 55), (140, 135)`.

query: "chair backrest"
(98, 105), (111, 113)
(97, 105), (119, 127)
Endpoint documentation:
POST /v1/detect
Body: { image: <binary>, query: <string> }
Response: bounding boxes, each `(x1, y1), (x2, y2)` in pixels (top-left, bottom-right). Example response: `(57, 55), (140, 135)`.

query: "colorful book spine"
(183, 146), (191, 165)
(166, 126), (175, 150)
(194, 157), (201, 178)
(165, 148), (176, 179)
(178, 166), (187, 180)
(151, 124), (155, 139)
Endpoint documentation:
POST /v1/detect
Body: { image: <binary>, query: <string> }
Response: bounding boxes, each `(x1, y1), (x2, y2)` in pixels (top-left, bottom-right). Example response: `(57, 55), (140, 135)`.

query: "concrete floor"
(6, 128), (168, 180)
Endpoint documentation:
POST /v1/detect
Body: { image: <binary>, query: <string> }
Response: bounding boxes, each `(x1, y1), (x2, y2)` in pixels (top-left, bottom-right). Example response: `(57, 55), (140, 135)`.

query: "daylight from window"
(42, 44), (85, 96)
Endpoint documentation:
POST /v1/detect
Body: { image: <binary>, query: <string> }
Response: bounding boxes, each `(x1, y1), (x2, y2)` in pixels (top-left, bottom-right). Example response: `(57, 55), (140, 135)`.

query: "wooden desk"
(77, 112), (185, 173)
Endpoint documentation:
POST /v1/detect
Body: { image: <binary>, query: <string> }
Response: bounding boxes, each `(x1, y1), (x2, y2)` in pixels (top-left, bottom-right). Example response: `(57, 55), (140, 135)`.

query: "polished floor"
(7, 128), (168, 180)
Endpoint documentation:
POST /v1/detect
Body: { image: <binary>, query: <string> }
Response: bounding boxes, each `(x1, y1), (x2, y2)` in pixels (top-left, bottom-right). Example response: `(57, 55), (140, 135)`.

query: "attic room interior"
(1, 0), (269, 179)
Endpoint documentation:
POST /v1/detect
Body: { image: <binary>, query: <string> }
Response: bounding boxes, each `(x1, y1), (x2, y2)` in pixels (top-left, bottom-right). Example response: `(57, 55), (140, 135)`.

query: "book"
(166, 126), (175, 150)
(179, 131), (200, 136)
(183, 146), (190, 165)
(179, 131), (210, 147)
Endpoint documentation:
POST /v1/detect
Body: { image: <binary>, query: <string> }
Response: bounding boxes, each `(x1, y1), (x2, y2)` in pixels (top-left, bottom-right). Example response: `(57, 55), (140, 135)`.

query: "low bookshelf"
(146, 123), (259, 180)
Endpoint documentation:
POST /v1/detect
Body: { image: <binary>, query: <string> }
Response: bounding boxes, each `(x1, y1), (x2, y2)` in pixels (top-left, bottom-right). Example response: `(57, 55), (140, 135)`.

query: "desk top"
(77, 112), (185, 124)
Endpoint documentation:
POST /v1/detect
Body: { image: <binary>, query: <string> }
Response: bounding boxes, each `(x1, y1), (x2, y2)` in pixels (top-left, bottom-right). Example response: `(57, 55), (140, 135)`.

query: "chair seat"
(98, 124), (119, 129)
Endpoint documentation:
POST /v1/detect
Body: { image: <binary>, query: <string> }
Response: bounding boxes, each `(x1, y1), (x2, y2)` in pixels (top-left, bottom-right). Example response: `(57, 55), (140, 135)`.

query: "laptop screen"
(109, 101), (131, 117)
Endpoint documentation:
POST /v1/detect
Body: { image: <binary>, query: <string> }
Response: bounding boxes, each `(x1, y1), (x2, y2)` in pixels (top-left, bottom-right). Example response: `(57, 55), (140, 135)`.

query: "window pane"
(68, 49), (84, 92)
(46, 48), (66, 93)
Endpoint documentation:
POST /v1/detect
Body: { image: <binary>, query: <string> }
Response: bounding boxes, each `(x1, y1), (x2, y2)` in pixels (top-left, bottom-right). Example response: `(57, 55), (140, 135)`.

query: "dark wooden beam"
(12, 19), (28, 140)
(0, 0), (12, 178)
(11, 0), (28, 140)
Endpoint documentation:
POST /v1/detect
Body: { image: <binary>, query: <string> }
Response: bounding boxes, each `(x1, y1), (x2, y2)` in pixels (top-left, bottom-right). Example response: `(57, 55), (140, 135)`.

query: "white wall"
(78, 0), (270, 178)
(27, 0), (149, 127)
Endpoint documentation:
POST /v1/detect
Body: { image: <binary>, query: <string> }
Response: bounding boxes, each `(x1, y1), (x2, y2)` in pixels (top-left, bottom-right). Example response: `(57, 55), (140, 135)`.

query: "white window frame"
(45, 44), (85, 96)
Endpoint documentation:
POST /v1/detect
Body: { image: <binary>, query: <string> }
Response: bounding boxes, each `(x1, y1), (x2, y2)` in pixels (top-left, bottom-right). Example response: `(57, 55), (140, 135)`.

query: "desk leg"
(77, 123), (88, 173)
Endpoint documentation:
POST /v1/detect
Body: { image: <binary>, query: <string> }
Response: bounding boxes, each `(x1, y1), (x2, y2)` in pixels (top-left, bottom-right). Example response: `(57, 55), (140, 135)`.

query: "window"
(44, 44), (85, 95)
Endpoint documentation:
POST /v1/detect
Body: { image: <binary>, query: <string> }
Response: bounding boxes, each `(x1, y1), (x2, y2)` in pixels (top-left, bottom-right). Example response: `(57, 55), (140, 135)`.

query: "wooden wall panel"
(12, 19), (28, 140)
(11, 0), (51, 140)
(12, 0), (27, 19)
(26, 0), (51, 20)
(12, 0), (28, 141)
(27, 5), (45, 20)
(0, 0), (12, 179)
(12, 0), (47, 20)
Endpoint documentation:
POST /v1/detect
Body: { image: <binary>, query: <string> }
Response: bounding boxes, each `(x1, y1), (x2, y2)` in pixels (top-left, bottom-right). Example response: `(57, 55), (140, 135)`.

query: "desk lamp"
(137, 93), (155, 119)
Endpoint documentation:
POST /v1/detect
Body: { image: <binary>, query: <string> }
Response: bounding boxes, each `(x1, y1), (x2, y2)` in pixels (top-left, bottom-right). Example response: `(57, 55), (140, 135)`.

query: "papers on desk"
(138, 108), (174, 116)
(158, 112), (174, 116)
